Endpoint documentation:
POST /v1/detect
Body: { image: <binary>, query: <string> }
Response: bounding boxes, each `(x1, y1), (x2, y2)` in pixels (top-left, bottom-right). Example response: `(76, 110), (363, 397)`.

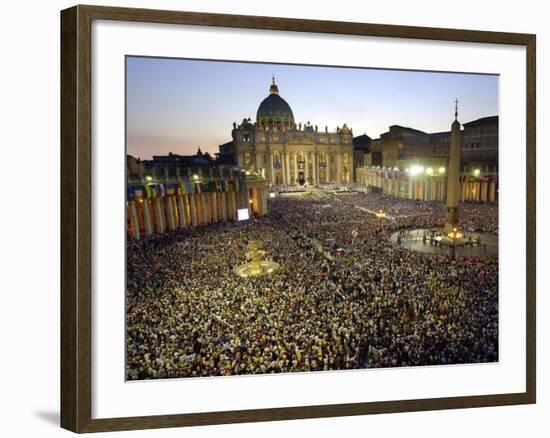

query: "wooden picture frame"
(60, 4), (536, 433)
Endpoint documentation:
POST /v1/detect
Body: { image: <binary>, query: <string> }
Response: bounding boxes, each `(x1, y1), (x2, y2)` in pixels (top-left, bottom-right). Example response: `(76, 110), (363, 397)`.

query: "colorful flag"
(127, 187), (135, 201)
(145, 184), (153, 199)
(185, 181), (193, 194)
(203, 180), (216, 192)
(158, 183), (165, 197)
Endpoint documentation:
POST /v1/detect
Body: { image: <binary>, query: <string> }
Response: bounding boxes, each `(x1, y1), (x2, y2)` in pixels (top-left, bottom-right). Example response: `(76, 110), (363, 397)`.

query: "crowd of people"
(126, 191), (498, 380)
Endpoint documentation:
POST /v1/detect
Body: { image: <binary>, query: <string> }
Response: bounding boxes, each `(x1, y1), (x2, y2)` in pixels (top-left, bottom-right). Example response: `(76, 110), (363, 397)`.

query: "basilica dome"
(256, 78), (295, 127)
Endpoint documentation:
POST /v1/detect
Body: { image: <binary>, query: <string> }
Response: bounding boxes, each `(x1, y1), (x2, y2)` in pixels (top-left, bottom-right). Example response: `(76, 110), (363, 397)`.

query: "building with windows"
(356, 115), (499, 203)
(363, 115), (498, 173)
(220, 78), (354, 186)
(352, 133), (372, 181)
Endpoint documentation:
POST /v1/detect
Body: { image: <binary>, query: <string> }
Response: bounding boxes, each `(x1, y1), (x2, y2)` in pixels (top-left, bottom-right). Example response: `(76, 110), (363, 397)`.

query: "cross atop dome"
(269, 76), (279, 95)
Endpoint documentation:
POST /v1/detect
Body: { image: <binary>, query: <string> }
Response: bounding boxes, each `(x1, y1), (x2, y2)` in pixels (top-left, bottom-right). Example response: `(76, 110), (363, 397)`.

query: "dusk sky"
(126, 56), (498, 160)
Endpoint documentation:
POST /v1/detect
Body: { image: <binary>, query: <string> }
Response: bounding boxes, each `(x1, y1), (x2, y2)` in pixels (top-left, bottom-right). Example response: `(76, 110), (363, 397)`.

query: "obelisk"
(444, 100), (462, 233)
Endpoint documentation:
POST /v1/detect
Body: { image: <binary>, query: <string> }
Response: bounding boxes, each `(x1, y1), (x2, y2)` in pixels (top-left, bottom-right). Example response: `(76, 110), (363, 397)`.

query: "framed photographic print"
(60, 4), (536, 433)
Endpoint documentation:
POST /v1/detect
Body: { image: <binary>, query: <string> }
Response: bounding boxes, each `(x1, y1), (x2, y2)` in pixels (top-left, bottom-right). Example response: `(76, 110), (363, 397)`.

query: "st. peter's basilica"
(218, 77), (354, 186)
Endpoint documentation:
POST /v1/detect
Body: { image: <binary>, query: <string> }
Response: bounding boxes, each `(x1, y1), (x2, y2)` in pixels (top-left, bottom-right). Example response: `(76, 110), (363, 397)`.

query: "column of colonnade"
(177, 194), (187, 228)
(128, 200), (140, 240)
(165, 196), (176, 231)
(154, 197), (165, 233)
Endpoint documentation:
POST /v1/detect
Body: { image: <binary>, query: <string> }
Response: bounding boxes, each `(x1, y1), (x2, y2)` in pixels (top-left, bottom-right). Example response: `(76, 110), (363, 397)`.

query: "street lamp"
(447, 227), (463, 260)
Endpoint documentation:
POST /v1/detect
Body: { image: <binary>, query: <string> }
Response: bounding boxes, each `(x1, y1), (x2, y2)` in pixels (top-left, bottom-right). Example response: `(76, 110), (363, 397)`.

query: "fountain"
(234, 240), (281, 278)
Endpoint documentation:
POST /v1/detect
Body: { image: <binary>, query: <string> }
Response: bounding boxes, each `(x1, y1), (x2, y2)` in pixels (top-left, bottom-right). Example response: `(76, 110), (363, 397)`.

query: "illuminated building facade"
(219, 78), (354, 186)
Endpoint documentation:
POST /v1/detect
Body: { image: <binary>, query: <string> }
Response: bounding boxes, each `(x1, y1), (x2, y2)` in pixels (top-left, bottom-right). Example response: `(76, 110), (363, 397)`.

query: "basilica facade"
(219, 78), (354, 186)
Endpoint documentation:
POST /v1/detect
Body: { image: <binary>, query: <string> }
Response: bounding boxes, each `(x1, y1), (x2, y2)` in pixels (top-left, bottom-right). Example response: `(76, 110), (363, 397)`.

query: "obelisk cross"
(454, 98), (459, 120)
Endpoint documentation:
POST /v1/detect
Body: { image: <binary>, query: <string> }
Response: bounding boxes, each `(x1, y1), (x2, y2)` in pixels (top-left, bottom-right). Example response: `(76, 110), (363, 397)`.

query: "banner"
(127, 186), (135, 201)
(203, 180), (216, 192)
(158, 183), (166, 198)
(165, 184), (175, 196)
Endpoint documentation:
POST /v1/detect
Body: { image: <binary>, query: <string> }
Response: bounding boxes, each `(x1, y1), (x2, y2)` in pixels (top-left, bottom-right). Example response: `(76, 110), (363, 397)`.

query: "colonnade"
(126, 177), (268, 240)
(251, 149), (353, 186)
(356, 168), (498, 203)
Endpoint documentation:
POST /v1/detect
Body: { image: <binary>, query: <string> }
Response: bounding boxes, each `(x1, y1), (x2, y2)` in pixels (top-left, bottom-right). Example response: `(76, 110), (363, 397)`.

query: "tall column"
(255, 152), (262, 175)
(189, 194), (198, 226)
(304, 152), (309, 183)
(273, 153), (278, 185)
(284, 152), (290, 185)
(489, 181), (496, 202)
(154, 197), (165, 233)
(230, 190), (237, 220)
(424, 177), (432, 201)
(336, 153), (342, 184)
(177, 195), (187, 228)
(166, 196), (176, 231)
(265, 150), (272, 185)
(246, 188), (252, 216)
(199, 192), (207, 224)
(313, 152), (319, 185)
(294, 153), (298, 185)
(221, 189), (228, 221)
(444, 113), (462, 233)
(128, 200), (140, 240)
(280, 153), (286, 185)
(211, 192), (218, 222)
(260, 188), (268, 215)
(206, 192), (211, 222)
(142, 200), (153, 236)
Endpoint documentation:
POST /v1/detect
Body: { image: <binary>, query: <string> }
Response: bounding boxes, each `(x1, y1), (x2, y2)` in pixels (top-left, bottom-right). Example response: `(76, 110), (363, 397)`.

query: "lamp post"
(447, 227), (462, 260)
